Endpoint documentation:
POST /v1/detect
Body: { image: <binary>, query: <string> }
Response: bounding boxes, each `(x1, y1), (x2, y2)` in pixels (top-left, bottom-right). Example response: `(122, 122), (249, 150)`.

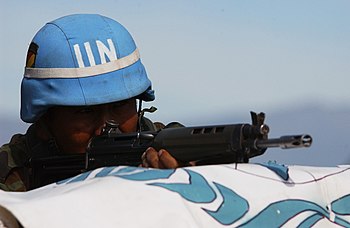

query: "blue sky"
(1, 0), (349, 124)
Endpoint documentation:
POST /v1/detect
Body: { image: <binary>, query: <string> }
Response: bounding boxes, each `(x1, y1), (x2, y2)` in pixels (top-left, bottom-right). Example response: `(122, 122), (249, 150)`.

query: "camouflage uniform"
(0, 123), (57, 192)
(0, 118), (183, 192)
(0, 133), (30, 191)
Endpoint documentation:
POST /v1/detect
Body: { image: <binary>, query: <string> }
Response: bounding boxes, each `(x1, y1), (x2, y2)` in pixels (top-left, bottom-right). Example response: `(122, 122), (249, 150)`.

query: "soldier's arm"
(0, 169), (27, 192)
(0, 135), (29, 192)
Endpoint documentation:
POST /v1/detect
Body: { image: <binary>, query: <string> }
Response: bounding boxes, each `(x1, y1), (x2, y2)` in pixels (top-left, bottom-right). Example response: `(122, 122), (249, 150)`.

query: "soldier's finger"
(145, 147), (160, 168)
(141, 152), (148, 168)
(158, 149), (179, 169)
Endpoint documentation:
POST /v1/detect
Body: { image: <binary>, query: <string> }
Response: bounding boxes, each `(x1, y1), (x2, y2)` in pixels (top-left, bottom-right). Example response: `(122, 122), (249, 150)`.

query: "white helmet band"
(24, 48), (140, 79)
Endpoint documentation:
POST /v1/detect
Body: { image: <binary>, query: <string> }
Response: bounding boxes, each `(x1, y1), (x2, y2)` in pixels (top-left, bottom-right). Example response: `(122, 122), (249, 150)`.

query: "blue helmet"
(21, 14), (154, 123)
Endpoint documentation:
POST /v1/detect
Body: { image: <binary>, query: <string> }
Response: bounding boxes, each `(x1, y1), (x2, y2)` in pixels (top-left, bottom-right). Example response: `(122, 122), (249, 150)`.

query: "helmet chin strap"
(137, 99), (157, 132)
(137, 99), (143, 132)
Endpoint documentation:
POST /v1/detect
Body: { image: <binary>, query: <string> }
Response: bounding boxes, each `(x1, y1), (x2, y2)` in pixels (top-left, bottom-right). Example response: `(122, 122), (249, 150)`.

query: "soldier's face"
(44, 99), (138, 154)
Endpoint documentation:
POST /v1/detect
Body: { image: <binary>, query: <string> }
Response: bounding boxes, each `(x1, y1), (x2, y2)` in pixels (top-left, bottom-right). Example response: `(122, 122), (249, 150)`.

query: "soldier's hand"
(141, 147), (191, 169)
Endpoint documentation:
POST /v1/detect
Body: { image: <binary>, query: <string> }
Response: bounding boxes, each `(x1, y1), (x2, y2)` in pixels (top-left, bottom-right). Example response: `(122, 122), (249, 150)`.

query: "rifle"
(29, 112), (312, 189)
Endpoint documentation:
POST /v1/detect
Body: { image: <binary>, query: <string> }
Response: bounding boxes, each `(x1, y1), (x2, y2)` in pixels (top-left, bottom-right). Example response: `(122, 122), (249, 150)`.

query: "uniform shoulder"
(0, 134), (29, 181)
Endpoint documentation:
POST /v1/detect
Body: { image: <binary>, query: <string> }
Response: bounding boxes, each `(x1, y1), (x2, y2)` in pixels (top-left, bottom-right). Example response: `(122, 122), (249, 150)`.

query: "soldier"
(0, 14), (184, 191)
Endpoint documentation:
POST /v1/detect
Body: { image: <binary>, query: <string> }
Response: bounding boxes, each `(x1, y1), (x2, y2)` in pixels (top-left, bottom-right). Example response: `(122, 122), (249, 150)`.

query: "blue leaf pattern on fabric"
(297, 213), (324, 228)
(149, 170), (216, 203)
(204, 182), (249, 225)
(56, 167), (350, 227)
(110, 167), (175, 181)
(259, 161), (289, 180)
(331, 194), (350, 215)
(57, 170), (93, 184)
(239, 199), (350, 227)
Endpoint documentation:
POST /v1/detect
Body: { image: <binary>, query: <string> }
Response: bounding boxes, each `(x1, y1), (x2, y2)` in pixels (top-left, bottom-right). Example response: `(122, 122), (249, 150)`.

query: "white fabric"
(0, 164), (349, 227)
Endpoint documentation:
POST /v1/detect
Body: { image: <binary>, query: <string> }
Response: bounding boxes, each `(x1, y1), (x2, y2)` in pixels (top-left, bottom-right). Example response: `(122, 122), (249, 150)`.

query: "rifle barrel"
(255, 134), (312, 149)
